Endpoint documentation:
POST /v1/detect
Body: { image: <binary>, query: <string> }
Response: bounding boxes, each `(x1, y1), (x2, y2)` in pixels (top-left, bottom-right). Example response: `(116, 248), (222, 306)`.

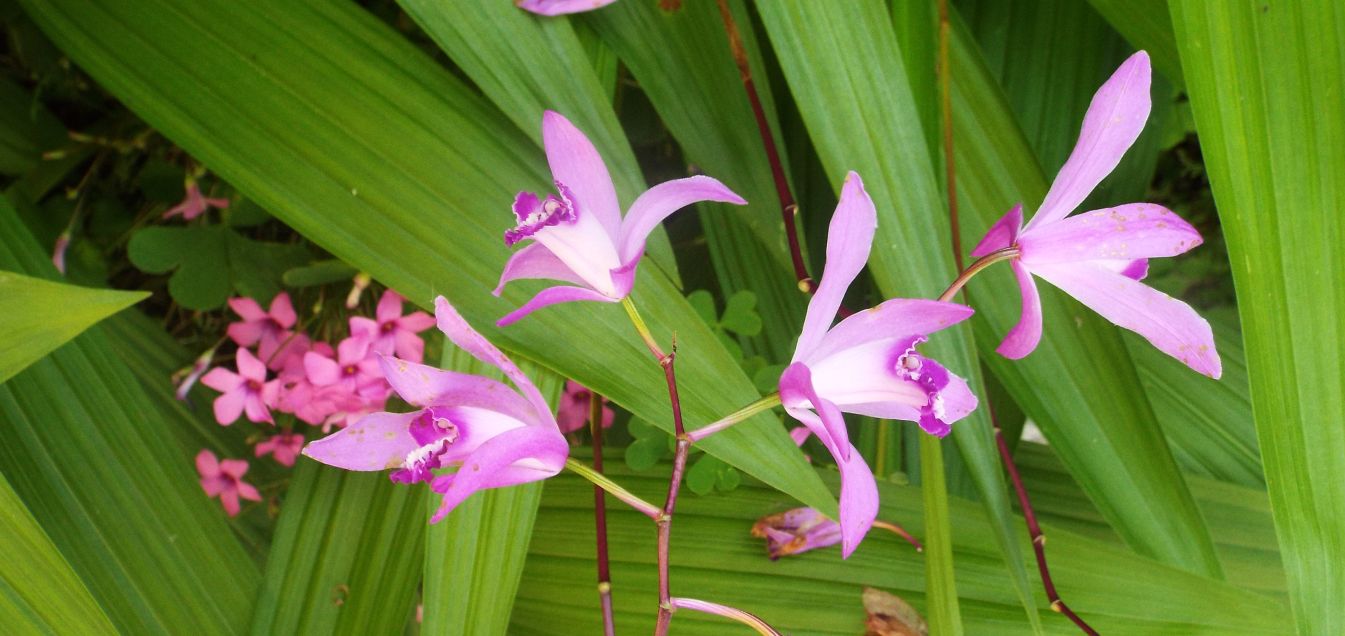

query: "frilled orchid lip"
(889, 336), (953, 437)
(504, 181), (577, 246)
(390, 406), (462, 484)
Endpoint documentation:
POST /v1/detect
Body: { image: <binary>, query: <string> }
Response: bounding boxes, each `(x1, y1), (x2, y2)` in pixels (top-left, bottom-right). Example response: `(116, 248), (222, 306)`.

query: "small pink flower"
(196, 450), (260, 516)
(304, 335), (386, 400)
(349, 290), (436, 363)
(555, 380), (615, 434)
(163, 177), (230, 221)
(52, 231), (70, 275)
(227, 293), (299, 369)
(255, 432), (305, 467)
(201, 348), (280, 425)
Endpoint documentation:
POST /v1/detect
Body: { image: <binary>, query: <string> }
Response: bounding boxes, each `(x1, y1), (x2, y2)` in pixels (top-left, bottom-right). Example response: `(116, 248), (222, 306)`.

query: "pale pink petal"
(203, 196), (232, 210)
(542, 110), (622, 240)
(789, 427), (811, 447)
(437, 296), (557, 425)
(201, 367), (242, 393)
(349, 316), (381, 344)
(399, 311), (435, 333)
(213, 389), (247, 425)
(268, 292), (297, 328)
(493, 242), (589, 295)
(794, 172), (877, 359)
(495, 285), (619, 327)
(225, 321), (263, 348)
(1028, 52), (1152, 230)
(1032, 260), (1221, 378)
(1019, 203), (1202, 265)
(376, 290), (403, 323)
(219, 458), (249, 479)
(304, 352), (342, 386)
(780, 407), (876, 558)
(336, 336), (371, 366)
(804, 340), (927, 411)
(303, 410), (420, 471)
(219, 490), (241, 516)
(392, 330), (425, 363)
(807, 299), (974, 364)
(617, 176), (747, 265)
(779, 363), (852, 461)
(517, 0), (617, 16)
(970, 204), (1023, 257)
(997, 260), (1043, 359)
(200, 476), (226, 498)
(228, 297), (268, 322)
(196, 449), (220, 477)
(235, 348), (268, 383)
(428, 424), (568, 522)
(236, 481), (261, 502)
(243, 393), (273, 424)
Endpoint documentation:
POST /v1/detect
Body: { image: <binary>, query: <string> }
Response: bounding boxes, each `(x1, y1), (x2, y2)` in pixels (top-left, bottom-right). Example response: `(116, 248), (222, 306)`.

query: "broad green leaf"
(0, 470), (117, 634)
(249, 461), (425, 635)
(19, 0), (833, 516)
(512, 461), (1289, 634)
(918, 434), (962, 635)
(756, 2), (1034, 629)
(1085, 0), (1184, 86)
(0, 268), (146, 384)
(282, 259), (359, 289)
(0, 199), (258, 634)
(421, 345), (562, 635)
(1170, 2), (1345, 631)
(127, 225), (309, 311)
(945, 10), (1223, 577)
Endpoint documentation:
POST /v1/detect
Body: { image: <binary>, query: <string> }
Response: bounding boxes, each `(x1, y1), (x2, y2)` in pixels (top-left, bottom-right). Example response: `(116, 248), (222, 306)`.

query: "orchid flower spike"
(303, 296), (569, 522)
(494, 111), (746, 326)
(970, 51), (1220, 378)
(516, 0), (617, 16)
(780, 172), (979, 558)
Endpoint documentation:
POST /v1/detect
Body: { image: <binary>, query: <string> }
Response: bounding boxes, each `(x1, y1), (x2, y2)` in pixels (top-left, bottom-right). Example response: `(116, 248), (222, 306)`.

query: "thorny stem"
(685, 392), (781, 443)
(565, 459), (661, 520)
(670, 598), (783, 636)
(712, 0), (812, 294)
(591, 392), (616, 636)
(872, 520), (925, 553)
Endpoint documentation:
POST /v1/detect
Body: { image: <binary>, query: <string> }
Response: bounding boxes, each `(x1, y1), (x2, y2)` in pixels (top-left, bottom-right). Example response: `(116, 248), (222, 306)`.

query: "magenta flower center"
(380, 321), (396, 334)
(504, 180), (577, 246)
(246, 379), (263, 392)
(342, 364), (358, 377)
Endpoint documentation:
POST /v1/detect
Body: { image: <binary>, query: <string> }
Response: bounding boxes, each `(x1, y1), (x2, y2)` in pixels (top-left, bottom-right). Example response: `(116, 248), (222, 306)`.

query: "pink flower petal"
(495, 284), (618, 327)
(398, 311), (436, 333)
(196, 449), (220, 477)
(437, 296), (556, 424)
(1019, 203), (1202, 265)
(392, 330), (426, 364)
(304, 352), (342, 386)
(494, 242), (591, 297)
(807, 299), (974, 364)
(779, 363), (853, 461)
(243, 393), (273, 424)
(235, 348), (268, 383)
(542, 110), (622, 241)
(616, 175), (746, 265)
(376, 290), (403, 323)
(236, 481), (261, 502)
(970, 204), (1023, 257)
(997, 260), (1043, 359)
(228, 297), (267, 322)
(268, 292), (297, 328)
(1027, 51), (1152, 230)
(794, 172), (877, 360)
(517, 0), (618, 16)
(780, 406), (876, 558)
(428, 424), (568, 522)
(1031, 260), (1221, 378)
(213, 389), (246, 425)
(303, 410), (421, 471)
(219, 490), (241, 516)
(201, 367), (242, 393)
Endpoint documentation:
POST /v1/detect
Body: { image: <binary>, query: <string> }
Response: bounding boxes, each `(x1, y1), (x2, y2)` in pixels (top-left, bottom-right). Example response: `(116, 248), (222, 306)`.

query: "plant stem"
(591, 392), (616, 636)
(872, 520), (925, 553)
(670, 597), (783, 636)
(935, 247), (1019, 303)
(564, 459), (661, 520)
(621, 297), (665, 359)
(685, 392), (781, 443)
(712, 0), (812, 294)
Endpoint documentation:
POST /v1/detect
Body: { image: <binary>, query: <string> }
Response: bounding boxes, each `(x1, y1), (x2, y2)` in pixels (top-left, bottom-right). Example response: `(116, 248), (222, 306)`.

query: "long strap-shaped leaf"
(17, 0), (833, 515)
(944, 11), (1223, 577)
(0, 270), (146, 383)
(0, 200), (259, 633)
(1170, 2), (1345, 632)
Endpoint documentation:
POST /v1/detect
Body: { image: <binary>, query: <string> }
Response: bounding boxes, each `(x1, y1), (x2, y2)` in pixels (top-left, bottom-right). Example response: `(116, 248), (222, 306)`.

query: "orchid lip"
(504, 180), (577, 246)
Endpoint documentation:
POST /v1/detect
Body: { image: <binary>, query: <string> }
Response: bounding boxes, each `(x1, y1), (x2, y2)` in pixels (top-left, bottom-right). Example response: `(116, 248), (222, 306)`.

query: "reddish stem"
(591, 392), (616, 636)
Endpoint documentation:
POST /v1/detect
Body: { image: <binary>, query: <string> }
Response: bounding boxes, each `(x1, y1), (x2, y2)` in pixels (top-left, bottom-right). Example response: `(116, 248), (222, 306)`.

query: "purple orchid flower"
(494, 111), (746, 326)
(302, 296), (570, 522)
(516, 0), (617, 16)
(970, 51), (1220, 378)
(779, 172), (979, 557)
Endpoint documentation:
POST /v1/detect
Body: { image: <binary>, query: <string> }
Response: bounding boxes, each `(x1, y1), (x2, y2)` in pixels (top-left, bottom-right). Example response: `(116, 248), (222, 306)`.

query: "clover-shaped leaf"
(128, 225), (309, 310)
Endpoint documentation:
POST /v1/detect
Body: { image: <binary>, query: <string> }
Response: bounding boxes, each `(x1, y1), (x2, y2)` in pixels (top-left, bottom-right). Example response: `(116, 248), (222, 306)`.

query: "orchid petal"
(1020, 203), (1202, 265)
(617, 176), (747, 265)
(1032, 260), (1221, 378)
(302, 410), (420, 471)
(998, 260), (1044, 359)
(780, 362), (852, 461)
(542, 110), (621, 240)
(807, 299), (973, 364)
(269, 292), (297, 328)
(517, 0), (617, 16)
(493, 242), (589, 296)
(1028, 51), (1152, 229)
(428, 424), (568, 522)
(794, 172), (877, 359)
(780, 407), (877, 558)
(496, 285), (618, 327)
(970, 204), (1023, 257)
(377, 355), (535, 422)
(437, 296), (558, 423)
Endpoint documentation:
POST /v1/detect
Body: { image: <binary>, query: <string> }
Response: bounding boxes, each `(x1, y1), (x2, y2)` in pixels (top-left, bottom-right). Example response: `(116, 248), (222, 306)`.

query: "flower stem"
(670, 597), (783, 636)
(590, 392), (616, 636)
(872, 520), (925, 553)
(685, 392), (781, 443)
(620, 297), (665, 359)
(564, 459), (660, 520)
(935, 247), (1019, 303)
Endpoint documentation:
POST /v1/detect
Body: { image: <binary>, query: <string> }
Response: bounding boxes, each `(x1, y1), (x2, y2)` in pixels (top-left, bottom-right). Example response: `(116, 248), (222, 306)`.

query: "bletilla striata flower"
(779, 172), (978, 557)
(303, 296), (569, 522)
(494, 111), (746, 325)
(970, 51), (1220, 378)
(516, 0), (617, 16)
(751, 507), (842, 560)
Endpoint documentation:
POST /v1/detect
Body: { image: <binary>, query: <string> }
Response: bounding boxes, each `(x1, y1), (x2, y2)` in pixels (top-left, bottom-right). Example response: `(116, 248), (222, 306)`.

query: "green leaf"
(625, 438), (667, 473)
(19, 0), (834, 518)
(718, 290), (762, 337)
(0, 77), (65, 175)
(945, 8), (1223, 577)
(1085, 0), (1184, 86)
(127, 225), (308, 311)
(0, 268), (146, 384)
(1170, 2), (1345, 631)
(684, 289), (718, 326)
(512, 461), (1290, 634)
(0, 471), (117, 633)
(282, 259), (358, 289)
(685, 454), (720, 497)
(224, 197), (272, 228)
(0, 197), (259, 634)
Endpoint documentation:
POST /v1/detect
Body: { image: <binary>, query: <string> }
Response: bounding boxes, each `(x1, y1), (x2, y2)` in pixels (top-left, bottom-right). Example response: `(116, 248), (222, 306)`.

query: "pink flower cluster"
(192, 288), (433, 516)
